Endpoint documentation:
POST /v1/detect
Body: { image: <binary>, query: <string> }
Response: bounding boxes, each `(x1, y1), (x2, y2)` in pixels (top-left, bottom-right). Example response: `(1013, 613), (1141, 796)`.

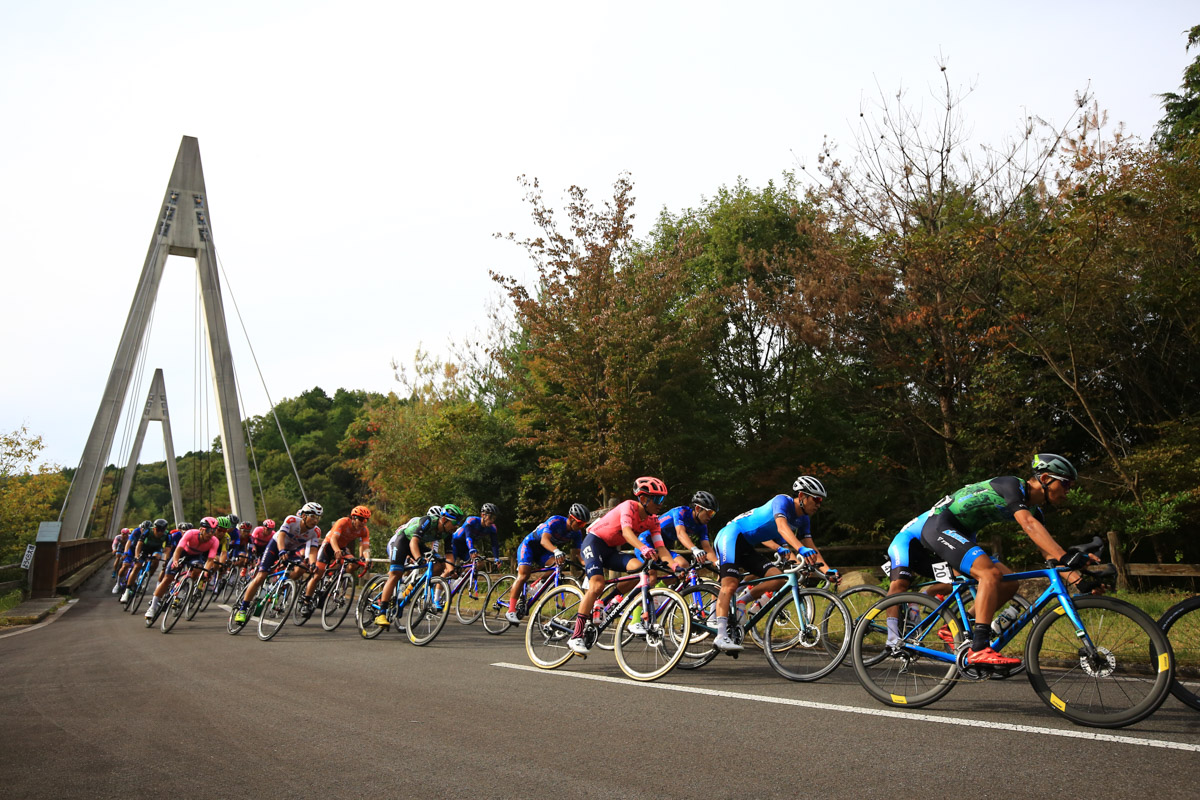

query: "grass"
(0, 589), (26, 614)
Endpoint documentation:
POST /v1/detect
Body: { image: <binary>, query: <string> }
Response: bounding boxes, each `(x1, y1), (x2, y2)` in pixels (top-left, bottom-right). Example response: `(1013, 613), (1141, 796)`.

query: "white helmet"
(792, 476), (827, 498)
(298, 501), (323, 517)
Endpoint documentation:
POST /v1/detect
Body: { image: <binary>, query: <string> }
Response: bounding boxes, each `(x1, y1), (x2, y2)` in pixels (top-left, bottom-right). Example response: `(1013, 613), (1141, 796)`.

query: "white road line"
(0, 599), (80, 641)
(491, 662), (1200, 753)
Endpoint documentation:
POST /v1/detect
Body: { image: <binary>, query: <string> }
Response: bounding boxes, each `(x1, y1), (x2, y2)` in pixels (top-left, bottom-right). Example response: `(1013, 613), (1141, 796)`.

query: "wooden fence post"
(1106, 530), (1131, 592)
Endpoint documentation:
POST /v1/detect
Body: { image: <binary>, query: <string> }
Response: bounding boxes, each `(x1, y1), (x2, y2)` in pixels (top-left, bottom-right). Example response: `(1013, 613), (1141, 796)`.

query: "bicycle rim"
(162, 580), (192, 633)
(767, 589), (852, 682)
(525, 585), (583, 669)
(1160, 595), (1200, 711)
(407, 577), (451, 645)
(851, 592), (960, 707)
(614, 588), (690, 681)
(455, 570), (492, 625)
(257, 579), (298, 641)
(674, 582), (720, 670)
(482, 575), (515, 635)
(321, 574), (356, 631)
(1026, 596), (1173, 728)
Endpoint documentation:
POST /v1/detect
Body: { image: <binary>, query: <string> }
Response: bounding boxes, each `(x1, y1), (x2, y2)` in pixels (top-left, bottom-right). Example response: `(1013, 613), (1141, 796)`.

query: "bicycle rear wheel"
(161, 580), (192, 633)
(258, 579), (299, 641)
(674, 582), (720, 670)
(357, 577), (390, 640)
(614, 588), (690, 681)
(185, 577), (205, 620)
(321, 573), (356, 631)
(198, 574), (218, 612)
(1159, 595), (1200, 711)
(482, 575), (516, 635)
(525, 585), (584, 669)
(1026, 595), (1174, 728)
(851, 592), (960, 708)
(407, 577), (451, 646)
(454, 569), (492, 625)
(129, 572), (149, 614)
(837, 584), (886, 629)
(766, 588), (852, 682)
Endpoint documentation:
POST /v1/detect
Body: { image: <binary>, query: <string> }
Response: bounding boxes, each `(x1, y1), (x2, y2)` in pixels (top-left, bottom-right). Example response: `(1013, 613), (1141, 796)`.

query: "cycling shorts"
(919, 513), (988, 575)
(517, 539), (554, 568)
(167, 554), (207, 575)
(713, 531), (774, 581)
(387, 538), (415, 574)
(451, 538), (474, 563)
(581, 533), (637, 579)
(256, 539), (301, 574)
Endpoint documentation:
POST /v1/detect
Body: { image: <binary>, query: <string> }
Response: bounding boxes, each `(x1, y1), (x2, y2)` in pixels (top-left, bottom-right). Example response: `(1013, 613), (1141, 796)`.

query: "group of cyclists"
(108, 452), (1089, 672)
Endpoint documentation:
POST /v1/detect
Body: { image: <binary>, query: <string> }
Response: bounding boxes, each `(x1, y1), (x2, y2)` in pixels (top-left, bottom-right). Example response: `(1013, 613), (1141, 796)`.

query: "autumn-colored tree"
(0, 426), (69, 562)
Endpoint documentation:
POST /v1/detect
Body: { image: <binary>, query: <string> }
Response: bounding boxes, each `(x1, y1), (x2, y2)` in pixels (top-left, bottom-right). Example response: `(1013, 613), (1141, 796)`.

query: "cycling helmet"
(178, 522), (192, 531)
(1032, 453), (1078, 483)
(480, 503), (499, 517)
(634, 476), (668, 498)
(792, 476), (827, 498)
(238, 521), (252, 530)
(351, 505), (372, 519)
(691, 491), (719, 512)
(441, 503), (465, 524)
(228, 514), (240, 527)
(199, 516), (218, 531)
(153, 518), (168, 531)
(426, 505), (444, 519)
(140, 520), (151, 531)
(568, 503), (591, 522)
(120, 527), (130, 535)
(299, 501), (323, 517)
(216, 515), (232, 529)
(263, 519), (276, 530)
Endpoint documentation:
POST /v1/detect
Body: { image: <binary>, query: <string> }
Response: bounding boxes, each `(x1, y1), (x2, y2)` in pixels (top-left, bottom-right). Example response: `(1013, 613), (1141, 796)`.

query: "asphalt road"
(2, 571), (1198, 800)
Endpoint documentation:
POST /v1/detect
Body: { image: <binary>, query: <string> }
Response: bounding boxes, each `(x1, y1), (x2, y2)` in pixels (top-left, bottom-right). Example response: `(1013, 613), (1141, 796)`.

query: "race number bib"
(932, 561), (953, 582)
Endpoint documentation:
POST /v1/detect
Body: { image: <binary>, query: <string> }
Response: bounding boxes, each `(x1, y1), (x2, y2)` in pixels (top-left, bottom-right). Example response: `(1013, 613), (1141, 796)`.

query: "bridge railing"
(32, 537), (110, 598)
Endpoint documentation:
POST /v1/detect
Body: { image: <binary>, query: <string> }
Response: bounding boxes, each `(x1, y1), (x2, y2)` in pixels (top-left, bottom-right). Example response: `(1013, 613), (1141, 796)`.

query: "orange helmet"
(634, 476), (668, 499)
(351, 505), (372, 519)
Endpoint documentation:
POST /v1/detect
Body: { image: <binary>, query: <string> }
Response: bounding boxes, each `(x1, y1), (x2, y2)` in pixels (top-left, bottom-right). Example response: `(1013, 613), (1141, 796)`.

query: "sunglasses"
(807, 495), (824, 506)
(1051, 476), (1073, 490)
(646, 494), (667, 504)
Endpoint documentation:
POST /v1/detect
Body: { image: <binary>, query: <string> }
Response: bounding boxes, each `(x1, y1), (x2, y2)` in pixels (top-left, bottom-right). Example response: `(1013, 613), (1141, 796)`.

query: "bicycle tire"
(227, 599), (250, 635)
(1159, 595), (1200, 711)
(766, 588), (852, 682)
(407, 577), (451, 646)
(184, 576), (205, 620)
(614, 587), (690, 681)
(357, 577), (390, 639)
(257, 579), (299, 641)
(161, 579), (192, 633)
(454, 569), (493, 625)
(1026, 595), (1174, 728)
(837, 584), (887, 628)
(356, 575), (387, 629)
(851, 592), (961, 708)
(674, 582), (721, 670)
(129, 571), (149, 614)
(292, 583), (317, 626)
(525, 584), (584, 669)
(197, 573), (218, 612)
(220, 570), (240, 603)
(482, 575), (516, 635)
(321, 573), (356, 632)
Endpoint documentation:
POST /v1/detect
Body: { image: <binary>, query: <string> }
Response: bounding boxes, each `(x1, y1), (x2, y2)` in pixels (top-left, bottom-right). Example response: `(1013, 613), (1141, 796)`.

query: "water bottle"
(592, 600), (606, 625)
(991, 605), (1020, 635)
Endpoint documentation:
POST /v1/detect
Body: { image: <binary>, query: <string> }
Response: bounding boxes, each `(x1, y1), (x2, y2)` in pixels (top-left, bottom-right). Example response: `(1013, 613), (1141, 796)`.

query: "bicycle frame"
(686, 566), (814, 638)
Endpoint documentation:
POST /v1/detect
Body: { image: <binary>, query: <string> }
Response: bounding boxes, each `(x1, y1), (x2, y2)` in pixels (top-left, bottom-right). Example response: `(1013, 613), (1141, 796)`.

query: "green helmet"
(216, 515), (232, 529)
(1031, 453), (1077, 482)
(441, 503), (465, 524)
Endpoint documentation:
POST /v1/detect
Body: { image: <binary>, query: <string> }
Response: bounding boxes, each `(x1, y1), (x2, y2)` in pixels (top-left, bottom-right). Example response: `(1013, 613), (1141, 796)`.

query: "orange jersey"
(325, 517), (370, 549)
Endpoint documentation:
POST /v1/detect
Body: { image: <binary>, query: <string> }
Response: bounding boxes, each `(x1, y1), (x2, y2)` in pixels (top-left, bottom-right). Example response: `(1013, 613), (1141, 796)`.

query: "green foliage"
(0, 426), (68, 563)
(1153, 25), (1200, 154)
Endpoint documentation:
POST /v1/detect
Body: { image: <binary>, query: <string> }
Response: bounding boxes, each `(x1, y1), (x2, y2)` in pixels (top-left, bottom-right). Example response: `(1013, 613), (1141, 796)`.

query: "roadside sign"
(20, 544), (37, 569)
(35, 522), (62, 543)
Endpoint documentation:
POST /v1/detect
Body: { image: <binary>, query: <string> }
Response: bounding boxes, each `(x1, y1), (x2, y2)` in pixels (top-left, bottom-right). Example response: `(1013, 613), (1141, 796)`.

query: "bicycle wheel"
(674, 582), (721, 670)
(765, 588), (852, 682)
(356, 575), (387, 629)
(1026, 595), (1174, 728)
(1159, 595), (1200, 711)
(197, 574), (218, 612)
(185, 576), (205, 620)
(525, 584), (584, 669)
(220, 570), (240, 603)
(161, 579), (192, 633)
(258, 579), (299, 641)
(227, 598), (251, 635)
(292, 583), (316, 626)
(407, 577), (451, 646)
(357, 577), (390, 640)
(837, 584), (887, 628)
(454, 569), (492, 625)
(851, 592), (961, 708)
(321, 573), (356, 632)
(129, 572), (149, 614)
(614, 588), (690, 681)
(482, 575), (516, 635)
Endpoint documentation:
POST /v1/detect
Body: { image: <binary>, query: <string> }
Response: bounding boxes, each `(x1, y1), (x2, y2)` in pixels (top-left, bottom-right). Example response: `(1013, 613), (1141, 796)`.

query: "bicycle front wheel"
(258, 579), (299, 641)
(129, 574), (148, 614)
(161, 580), (192, 633)
(851, 592), (961, 708)
(407, 577), (451, 646)
(184, 577), (205, 620)
(766, 588), (852, 682)
(837, 584), (887, 628)
(356, 577), (389, 640)
(455, 570), (492, 625)
(614, 588), (690, 681)
(674, 582), (720, 670)
(198, 575), (218, 612)
(1159, 595), (1200, 711)
(1026, 595), (1174, 728)
(482, 575), (516, 635)
(525, 584), (584, 669)
(321, 573), (356, 631)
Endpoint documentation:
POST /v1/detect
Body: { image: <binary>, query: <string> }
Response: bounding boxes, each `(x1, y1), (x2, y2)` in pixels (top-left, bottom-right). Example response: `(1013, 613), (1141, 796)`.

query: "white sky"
(2, 0), (1195, 471)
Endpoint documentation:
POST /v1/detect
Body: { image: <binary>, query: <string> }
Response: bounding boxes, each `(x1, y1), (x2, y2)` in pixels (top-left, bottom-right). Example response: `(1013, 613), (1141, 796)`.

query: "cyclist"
(568, 477), (674, 656)
(302, 505), (372, 616)
(637, 490), (719, 573)
(450, 503), (501, 565)
(884, 453), (1093, 667)
(117, 519), (167, 598)
(144, 517), (220, 619)
(232, 502), (324, 625)
(111, 526), (136, 589)
(248, 519), (275, 564)
(505, 504), (590, 623)
(710, 476), (837, 653)
(371, 504), (464, 630)
(120, 519), (173, 604)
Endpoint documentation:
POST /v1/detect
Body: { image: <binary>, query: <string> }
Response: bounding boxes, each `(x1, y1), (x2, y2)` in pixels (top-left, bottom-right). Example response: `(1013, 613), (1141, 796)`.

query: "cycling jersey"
(138, 530), (171, 557)
(887, 511), (936, 582)
(931, 476), (1043, 535)
(399, 515), (442, 546)
(518, 516), (583, 566)
(719, 494), (809, 545)
(640, 505), (708, 550)
(325, 517), (370, 549)
(176, 530), (220, 559)
(586, 500), (663, 549)
(451, 516), (499, 559)
(250, 526), (273, 547)
(113, 531), (131, 553)
(277, 514), (322, 551)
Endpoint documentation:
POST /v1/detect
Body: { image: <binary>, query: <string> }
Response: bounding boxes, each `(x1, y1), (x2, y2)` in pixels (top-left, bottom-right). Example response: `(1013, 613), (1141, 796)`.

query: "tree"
(0, 427), (69, 562)
(1153, 25), (1200, 154)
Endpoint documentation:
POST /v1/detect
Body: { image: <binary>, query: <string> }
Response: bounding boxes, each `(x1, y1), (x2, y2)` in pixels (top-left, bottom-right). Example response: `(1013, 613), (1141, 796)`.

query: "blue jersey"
(523, 515), (583, 552)
(720, 494), (810, 545)
(640, 506), (708, 550)
(452, 516), (501, 559)
(124, 527), (146, 554)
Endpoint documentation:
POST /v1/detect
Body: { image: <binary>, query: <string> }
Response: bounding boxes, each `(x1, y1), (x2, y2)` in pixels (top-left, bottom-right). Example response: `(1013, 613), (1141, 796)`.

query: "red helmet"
(263, 519), (276, 530)
(634, 476), (668, 499)
(120, 527), (130, 535)
(351, 505), (372, 519)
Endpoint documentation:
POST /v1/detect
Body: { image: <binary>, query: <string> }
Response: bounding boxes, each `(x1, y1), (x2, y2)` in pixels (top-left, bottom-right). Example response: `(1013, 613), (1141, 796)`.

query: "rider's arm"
(674, 523), (698, 552)
(772, 517), (810, 555)
(1013, 508), (1066, 562)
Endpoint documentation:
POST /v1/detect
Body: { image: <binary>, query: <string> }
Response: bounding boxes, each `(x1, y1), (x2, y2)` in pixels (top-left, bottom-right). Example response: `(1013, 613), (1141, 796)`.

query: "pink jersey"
(176, 529), (220, 559)
(250, 526), (273, 546)
(586, 500), (663, 549)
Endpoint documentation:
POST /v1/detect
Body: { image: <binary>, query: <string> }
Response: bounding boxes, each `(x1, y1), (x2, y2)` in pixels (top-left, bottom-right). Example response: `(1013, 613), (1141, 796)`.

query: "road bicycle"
(290, 554), (366, 630)
(1158, 594), (1200, 711)
(481, 561), (579, 635)
(122, 555), (160, 614)
(524, 559), (691, 682)
(357, 554), (452, 646)
(850, 538), (1174, 728)
(445, 555), (496, 625)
